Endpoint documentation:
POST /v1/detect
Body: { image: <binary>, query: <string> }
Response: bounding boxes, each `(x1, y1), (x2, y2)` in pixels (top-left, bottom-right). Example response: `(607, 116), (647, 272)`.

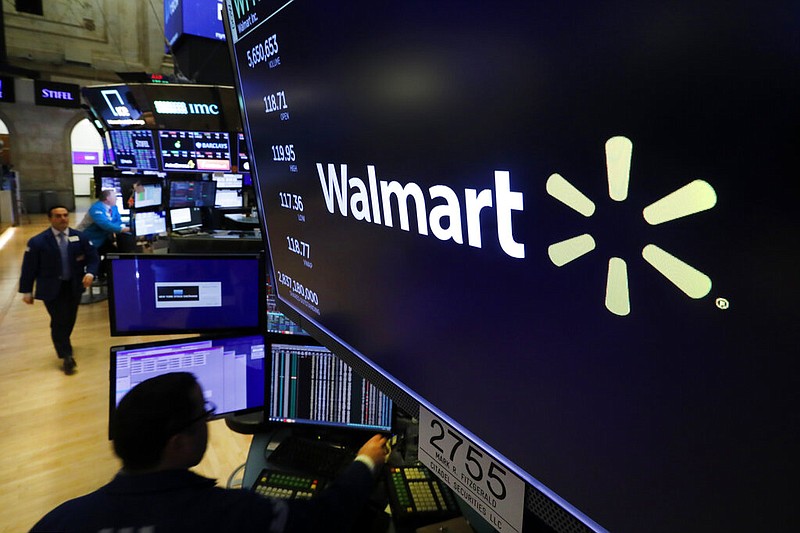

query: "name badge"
(68, 235), (80, 242)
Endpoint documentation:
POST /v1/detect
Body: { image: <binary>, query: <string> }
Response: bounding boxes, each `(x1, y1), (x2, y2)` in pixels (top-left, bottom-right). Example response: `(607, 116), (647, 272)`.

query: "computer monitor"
(132, 210), (166, 238)
(214, 188), (243, 208)
(109, 130), (159, 171)
(158, 130), (231, 172)
(98, 177), (129, 216)
(169, 179), (217, 208)
(109, 333), (267, 432)
(267, 339), (393, 434)
(108, 253), (266, 336)
(133, 183), (162, 209)
(224, 2), (798, 532)
(212, 173), (244, 188)
(169, 206), (203, 231)
(236, 132), (250, 173)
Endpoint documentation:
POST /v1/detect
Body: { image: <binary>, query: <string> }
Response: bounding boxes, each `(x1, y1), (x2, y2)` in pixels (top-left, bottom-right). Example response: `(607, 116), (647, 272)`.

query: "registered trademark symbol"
(715, 297), (730, 310)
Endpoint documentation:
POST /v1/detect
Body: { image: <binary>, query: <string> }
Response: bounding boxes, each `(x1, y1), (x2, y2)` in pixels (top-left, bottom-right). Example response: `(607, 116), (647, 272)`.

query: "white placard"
(419, 406), (525, 532)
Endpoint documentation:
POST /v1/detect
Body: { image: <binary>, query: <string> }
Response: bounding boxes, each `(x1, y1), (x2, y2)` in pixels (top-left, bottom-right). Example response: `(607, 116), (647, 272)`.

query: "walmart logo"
(546, 136), (717, 316)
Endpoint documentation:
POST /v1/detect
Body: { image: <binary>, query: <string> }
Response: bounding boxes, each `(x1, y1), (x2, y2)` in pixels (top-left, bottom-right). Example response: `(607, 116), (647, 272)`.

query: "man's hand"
(21, 294), (33, 305)
(82, 273), (95, 289)
(121, 227), (131, 233)
(357, 434), (390, 469)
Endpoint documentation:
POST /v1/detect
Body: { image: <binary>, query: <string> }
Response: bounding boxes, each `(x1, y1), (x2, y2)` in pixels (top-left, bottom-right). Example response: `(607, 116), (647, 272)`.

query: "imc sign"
(34, 80), (81, 109)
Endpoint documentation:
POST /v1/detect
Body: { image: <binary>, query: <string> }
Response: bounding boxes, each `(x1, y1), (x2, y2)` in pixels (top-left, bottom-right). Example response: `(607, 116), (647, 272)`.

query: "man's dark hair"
(98, 189), (115, 202)
(47, 205), (69, 217)
(111, 372), (199, 471)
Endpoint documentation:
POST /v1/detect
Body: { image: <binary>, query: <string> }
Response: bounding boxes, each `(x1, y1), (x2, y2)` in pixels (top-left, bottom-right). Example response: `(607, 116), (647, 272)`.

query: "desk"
(168, 231), (263, 253)
(239, 428), (491, 533)
(224, 213), (260, 226)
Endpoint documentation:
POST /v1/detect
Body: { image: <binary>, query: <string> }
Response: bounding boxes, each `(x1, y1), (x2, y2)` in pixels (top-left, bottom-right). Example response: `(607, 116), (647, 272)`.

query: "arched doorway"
(0, 118), (9, 166)
(70, 119), (104, 197)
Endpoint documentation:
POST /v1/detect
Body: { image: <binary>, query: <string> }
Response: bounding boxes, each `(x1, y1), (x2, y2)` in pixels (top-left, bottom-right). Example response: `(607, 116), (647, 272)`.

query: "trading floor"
(0, 207), (253, 531)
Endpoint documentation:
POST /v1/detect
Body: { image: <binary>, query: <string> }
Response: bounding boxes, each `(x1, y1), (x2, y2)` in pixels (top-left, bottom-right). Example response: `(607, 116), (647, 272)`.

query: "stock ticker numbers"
(247, 28), (316, 297)
(276, 270), (320, 314)
(264, 90), (288, 114)
(246, 34), (280, 69)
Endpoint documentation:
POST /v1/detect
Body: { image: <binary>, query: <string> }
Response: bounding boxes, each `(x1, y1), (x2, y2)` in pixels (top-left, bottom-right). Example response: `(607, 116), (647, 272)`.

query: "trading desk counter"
(168, 229), (264, 253)
(239, 428), (488, 533)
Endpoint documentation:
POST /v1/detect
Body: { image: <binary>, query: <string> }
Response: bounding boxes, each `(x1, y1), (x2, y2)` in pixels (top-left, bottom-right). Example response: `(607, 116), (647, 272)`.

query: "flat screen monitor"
(109, 333), (267, 431)
(108, 253), (266, 336)
(132, 210), (166, 238)
(236, 132), (251, 173)
(169, 179), (217, 208)
(109, 130), (159, 171)
(158, 130), (231, 172)
(132, 84), (242, 132)
(82, 84), (146, 128)
(213, 173), (244, 188)
(223, 2), (799, 532)
(169, 206), (203, 231)
(214, 188), (243, 208)
(133, 183), (162, 209)
(98, 177), (130, 216)
(115, 196), (130, 217)
(267, 339), (393, 434)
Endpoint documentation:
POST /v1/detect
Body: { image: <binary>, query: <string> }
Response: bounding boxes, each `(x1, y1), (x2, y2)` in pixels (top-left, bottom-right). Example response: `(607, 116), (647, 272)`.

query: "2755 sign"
(419, 406), (525, 532)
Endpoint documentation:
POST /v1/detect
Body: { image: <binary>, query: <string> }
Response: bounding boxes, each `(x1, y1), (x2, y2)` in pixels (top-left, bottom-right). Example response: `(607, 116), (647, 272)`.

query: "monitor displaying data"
(99, 176), (130, 216)
(224, 2), (799, 533)
(133, 183), (162, 209)
(214, 188), (243, 208)
(169, 206), (203, 231)
(109, 130), (159, 171)
(213, 173), (244, 188)
(268, 341), (392, 433)
(158, 130), (231, 172)
(169, 179), (217, 208)
(109, 333), (267, 428)
(108, 253), (265, 336)
(236, 132), (251, 173)
(132, 210), (166, 237)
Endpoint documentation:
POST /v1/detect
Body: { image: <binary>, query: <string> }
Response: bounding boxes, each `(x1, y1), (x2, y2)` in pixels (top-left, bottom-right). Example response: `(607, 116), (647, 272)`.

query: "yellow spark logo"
(546, 136), (717, 316)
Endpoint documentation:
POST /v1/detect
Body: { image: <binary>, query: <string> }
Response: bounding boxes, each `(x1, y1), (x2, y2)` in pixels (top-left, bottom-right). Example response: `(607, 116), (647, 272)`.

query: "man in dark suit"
(19, 205), (100, 375)
(31, 372), (388, 532)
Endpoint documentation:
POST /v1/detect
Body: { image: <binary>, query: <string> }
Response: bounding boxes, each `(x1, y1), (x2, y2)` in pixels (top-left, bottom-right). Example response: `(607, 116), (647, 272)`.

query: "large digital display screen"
(108, 253), (265, 336)
(134, 84), (241, 131)
(82, 85), (146, 128)
(224, 2), (799, 532)
(159, 130), (231, 172)
(236, 132), (251, 173)
(165, 0), (225, 45)
(109, 130), (160, 171)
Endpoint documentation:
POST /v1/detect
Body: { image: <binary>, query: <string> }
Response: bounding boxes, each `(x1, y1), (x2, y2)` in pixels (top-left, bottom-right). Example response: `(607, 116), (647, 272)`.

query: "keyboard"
(267, 435), (356, 478)
(253, 468), (327, 500)
(385, 464), (461, 527)
(173, 228), (200, 235)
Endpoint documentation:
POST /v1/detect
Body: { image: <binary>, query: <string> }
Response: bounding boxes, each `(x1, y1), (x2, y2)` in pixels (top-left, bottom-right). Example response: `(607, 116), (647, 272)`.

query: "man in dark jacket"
(19, 205), (99, 375)
(30, 372), (388, 532)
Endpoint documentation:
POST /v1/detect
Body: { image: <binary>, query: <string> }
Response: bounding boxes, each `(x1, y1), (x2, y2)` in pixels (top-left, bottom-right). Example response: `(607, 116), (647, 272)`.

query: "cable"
(226, 462), (248, 489)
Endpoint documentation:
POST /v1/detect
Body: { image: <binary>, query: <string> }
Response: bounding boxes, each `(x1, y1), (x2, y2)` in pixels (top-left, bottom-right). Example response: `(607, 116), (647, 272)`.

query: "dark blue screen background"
(110, 256), (261, 334)
(228, 2), (799, 531)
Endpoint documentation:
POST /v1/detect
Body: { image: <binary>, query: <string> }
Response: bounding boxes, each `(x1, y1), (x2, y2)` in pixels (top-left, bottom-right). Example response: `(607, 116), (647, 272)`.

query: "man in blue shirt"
(78, 189), (132, 250)
(30, 372), (388, 532)
(19, 205), (99, 374)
